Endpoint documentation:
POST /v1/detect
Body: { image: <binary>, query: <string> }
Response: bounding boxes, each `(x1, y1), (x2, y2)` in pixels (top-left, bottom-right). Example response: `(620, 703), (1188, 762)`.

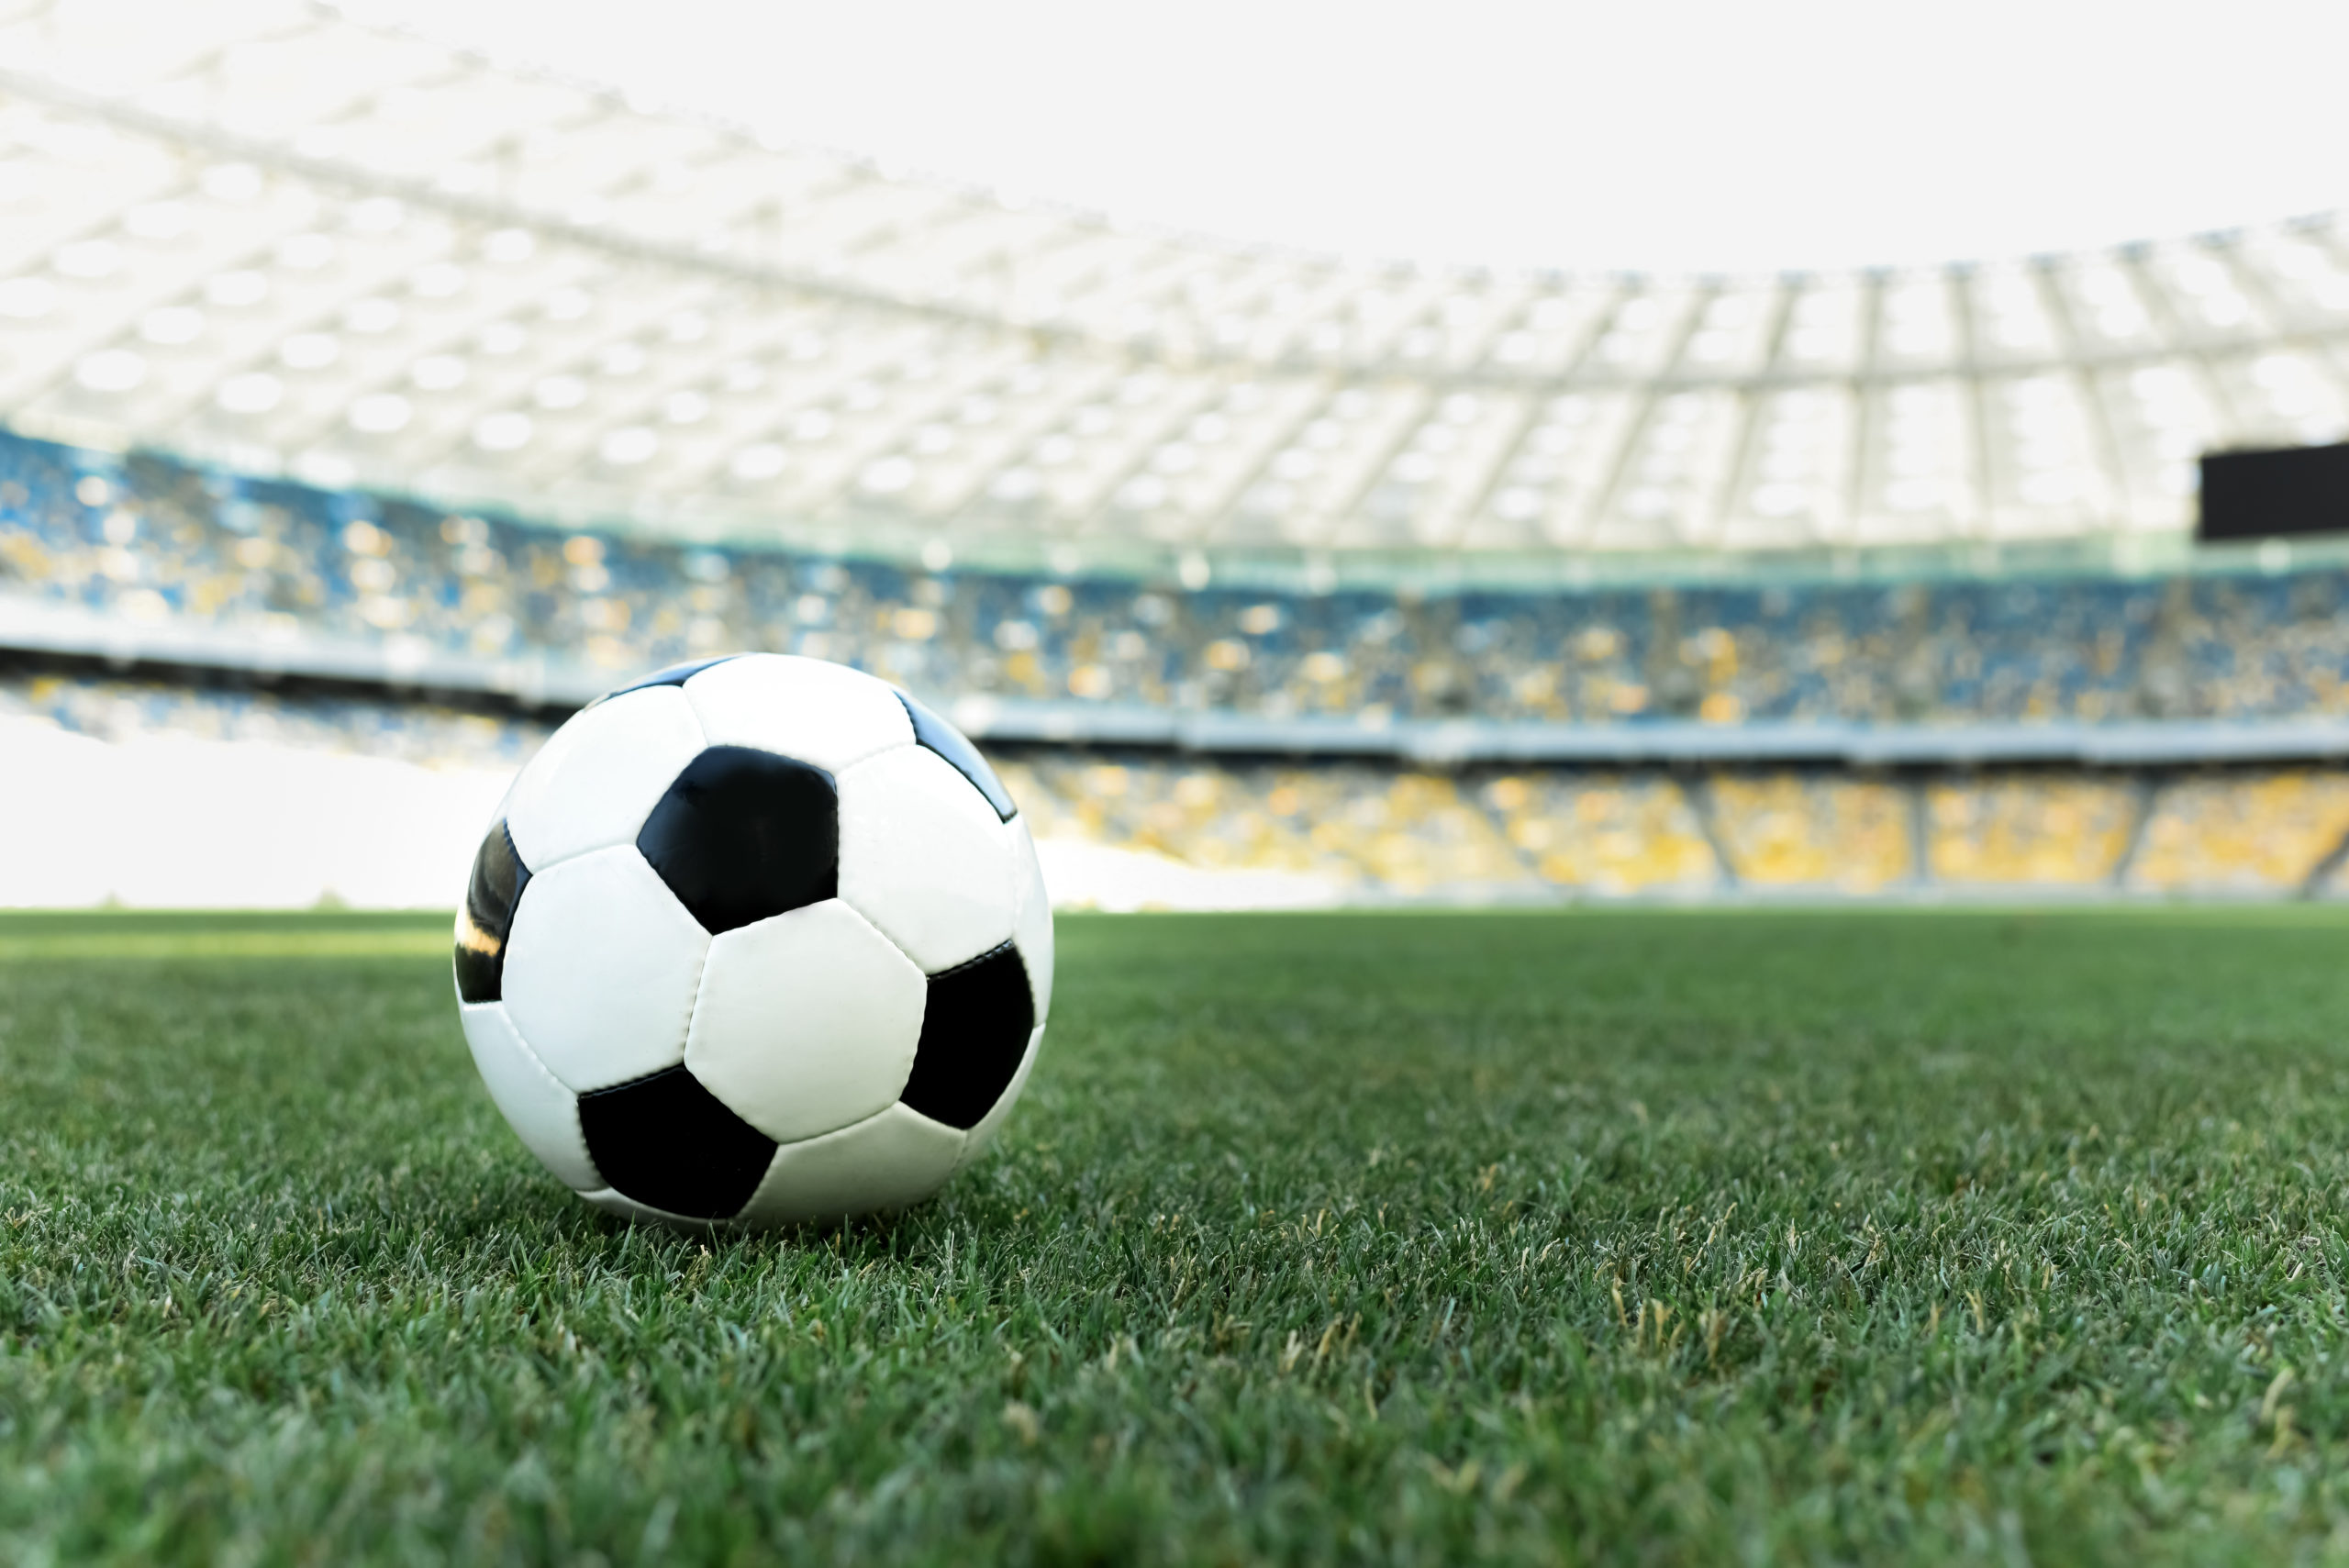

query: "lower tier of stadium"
(9, 425), (2349, 907)
(8, 670), (2348, 909)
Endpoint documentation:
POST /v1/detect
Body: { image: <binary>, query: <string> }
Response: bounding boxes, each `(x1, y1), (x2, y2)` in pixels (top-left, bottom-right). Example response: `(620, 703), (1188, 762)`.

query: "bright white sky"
(348, 0), (2347, 274)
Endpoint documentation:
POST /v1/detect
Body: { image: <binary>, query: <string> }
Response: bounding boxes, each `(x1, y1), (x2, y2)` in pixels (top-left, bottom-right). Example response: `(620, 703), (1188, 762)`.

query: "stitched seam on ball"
(584, 1187), (720, 1229)
(825, 898), (925, 1107)
(827, 735), (924, 788)
(472, 1004), (605, 1191)
(822, 733), (919, 778)
(574, 942), (707, 1102)
(510, 819), (670, 881)
(683, 672), (914, 776)
(507, 695), (707, 871)
(740, 1103), (905, 1222)
(929, 939), (1019, 982)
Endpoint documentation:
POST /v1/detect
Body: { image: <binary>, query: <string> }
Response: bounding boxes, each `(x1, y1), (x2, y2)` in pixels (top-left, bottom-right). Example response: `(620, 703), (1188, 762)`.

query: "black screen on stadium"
(2198, 441), (2349, 541)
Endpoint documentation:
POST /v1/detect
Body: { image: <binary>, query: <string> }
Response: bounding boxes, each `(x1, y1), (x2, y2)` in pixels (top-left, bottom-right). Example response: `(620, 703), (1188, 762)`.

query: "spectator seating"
(13, 428), (2349, 731)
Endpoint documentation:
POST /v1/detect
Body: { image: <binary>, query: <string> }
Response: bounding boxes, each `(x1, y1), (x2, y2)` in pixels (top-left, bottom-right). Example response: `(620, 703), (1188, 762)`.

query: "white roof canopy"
(5, 0), (2349, 567)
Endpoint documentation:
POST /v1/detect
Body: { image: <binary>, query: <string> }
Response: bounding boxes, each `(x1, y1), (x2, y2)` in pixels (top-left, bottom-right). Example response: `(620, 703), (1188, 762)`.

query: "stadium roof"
(5, 0), (2349, 575)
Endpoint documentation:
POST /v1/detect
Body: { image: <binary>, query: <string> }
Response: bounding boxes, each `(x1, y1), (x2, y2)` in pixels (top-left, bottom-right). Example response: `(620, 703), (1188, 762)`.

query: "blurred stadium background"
(9, 0), (2349, 908)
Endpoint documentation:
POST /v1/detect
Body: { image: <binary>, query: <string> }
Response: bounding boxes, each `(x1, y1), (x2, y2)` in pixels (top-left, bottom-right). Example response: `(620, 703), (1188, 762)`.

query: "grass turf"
(6, 908), (2349, 1564)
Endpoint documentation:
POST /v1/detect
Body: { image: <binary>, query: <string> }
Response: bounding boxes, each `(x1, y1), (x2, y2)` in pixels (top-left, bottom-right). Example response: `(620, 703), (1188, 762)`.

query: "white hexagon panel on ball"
(685, 899), (928, 1144)
(682, 653), (914, 774)
(498, 844), (710, 1093)
(457, 1001), (602, 1192)
(735, 1103), (969, 1229)
(501, 684), (707, 870)
(836, 744), (1017, 974)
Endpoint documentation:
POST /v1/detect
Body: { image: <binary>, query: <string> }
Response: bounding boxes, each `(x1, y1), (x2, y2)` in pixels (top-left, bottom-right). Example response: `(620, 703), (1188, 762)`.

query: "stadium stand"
(15, 420), (2349, 906)
(0, 669), (547, 770)
(1708, 773), (1915, 892)
(998, 756), (1538, 898)
(1925, 773), (2141, 887)
(1478, 773), (1720, 895)
(7, 0), (2349, 906)
(2127, 770), (2349, 895)
(15, 428), (2349, 738)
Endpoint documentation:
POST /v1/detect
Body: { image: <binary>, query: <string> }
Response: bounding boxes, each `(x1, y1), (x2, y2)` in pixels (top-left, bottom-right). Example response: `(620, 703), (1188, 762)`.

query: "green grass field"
(6, 907), (2349, 1564)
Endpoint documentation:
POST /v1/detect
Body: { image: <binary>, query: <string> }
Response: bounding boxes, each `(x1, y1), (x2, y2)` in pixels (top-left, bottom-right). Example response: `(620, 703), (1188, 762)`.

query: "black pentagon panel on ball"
(899, 942), (1035, 1129)
(588, 654), (740, 707)
(453, 820), (529, 1003)
(638, 745), (839, 934)
(576, 1064), (778, 1218)
(896, 692), (1016, 821)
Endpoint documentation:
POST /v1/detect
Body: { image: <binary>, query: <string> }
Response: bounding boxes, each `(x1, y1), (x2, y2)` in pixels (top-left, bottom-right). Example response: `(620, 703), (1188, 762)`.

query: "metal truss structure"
(6, 0), (2349, 574)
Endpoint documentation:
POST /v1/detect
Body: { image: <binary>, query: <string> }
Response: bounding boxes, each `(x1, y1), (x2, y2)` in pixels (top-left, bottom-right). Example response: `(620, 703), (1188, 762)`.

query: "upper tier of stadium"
(4, 0), (2349, 578)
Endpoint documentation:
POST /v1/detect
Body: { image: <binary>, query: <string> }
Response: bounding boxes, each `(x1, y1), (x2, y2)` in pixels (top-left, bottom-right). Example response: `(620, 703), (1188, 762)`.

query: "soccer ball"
(451, 653), (1052, 1228)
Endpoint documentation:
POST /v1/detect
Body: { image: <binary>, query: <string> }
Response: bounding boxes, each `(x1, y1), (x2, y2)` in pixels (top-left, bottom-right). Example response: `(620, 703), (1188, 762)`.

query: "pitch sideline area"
(4, 907), (2348, 1562)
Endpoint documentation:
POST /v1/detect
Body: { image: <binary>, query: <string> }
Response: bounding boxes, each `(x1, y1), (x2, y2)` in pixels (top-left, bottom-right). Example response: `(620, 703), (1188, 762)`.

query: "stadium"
(9, 0), (2349, 1561)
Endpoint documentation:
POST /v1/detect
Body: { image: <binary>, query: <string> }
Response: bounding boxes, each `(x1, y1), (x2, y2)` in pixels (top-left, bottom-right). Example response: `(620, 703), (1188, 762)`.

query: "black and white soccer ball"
(451, 653), (1052, 1228)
